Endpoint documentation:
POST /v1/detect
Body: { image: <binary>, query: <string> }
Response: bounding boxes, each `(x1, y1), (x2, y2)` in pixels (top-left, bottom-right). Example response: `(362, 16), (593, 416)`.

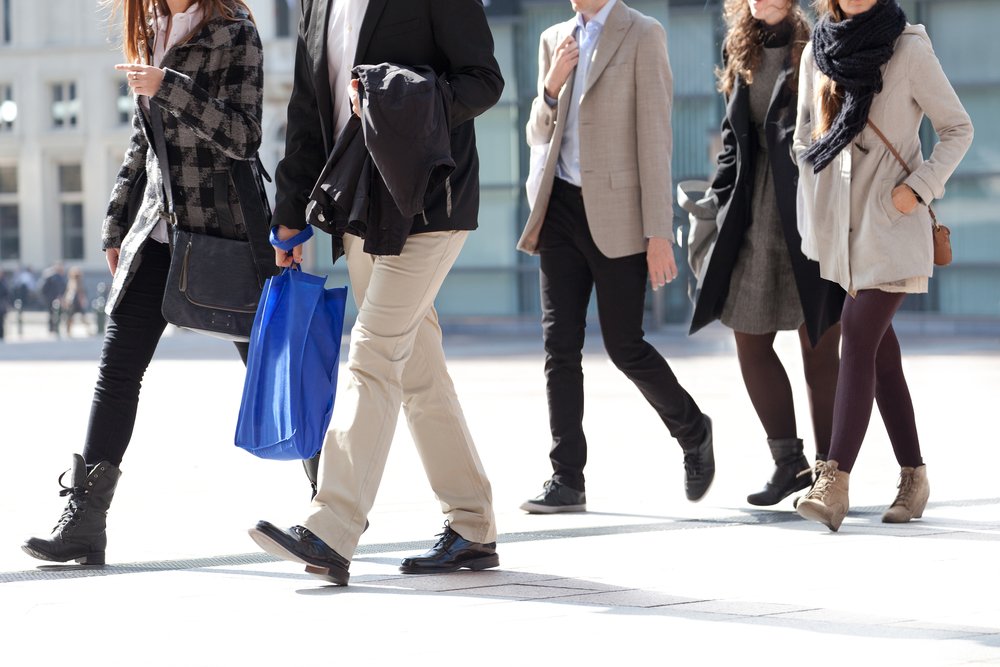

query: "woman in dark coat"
(689, 0), (844, 506)
(22, 0), (263, 566)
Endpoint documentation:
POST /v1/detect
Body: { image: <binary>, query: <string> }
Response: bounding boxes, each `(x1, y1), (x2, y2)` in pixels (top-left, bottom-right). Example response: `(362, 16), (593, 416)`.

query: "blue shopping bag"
(235, 267), (348, 460)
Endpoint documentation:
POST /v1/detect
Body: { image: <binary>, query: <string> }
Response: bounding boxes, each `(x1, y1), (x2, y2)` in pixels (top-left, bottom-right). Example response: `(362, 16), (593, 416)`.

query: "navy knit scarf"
(804, 0), (906, 173)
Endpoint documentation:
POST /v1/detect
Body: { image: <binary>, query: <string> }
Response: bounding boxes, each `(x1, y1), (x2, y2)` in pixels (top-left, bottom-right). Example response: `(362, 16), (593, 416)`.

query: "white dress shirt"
(327, 0), (370, 139)
(555, 0), (617, 187)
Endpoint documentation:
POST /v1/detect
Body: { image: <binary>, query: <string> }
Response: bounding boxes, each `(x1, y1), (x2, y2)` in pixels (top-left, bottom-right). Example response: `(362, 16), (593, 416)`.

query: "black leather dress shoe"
(248, 520), (350, 585)
(683, 415), (715, 502)
(519, 479), (586, 513)
(399, 524), (499, 574)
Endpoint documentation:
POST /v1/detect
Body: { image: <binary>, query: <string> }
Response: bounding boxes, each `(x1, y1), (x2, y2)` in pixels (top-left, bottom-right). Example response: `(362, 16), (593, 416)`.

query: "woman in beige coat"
(792, 0), (972, 531)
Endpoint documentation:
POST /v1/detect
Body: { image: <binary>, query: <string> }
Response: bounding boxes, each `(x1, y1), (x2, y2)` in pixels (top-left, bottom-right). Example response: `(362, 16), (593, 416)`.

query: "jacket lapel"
(305, 0), (335, 150)
(354, 0), (388, 64)
(583, 1), (631, 96)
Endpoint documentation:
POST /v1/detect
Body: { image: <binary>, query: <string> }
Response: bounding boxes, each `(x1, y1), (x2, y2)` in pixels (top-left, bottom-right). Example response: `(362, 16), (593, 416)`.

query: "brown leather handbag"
(867, 120), (952, 267)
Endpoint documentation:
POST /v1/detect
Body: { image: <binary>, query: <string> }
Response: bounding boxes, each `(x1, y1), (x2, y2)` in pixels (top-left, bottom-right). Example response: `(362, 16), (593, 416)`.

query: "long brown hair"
(716, 0), (811, 96)
(811, 0), (848, 137)
(105, 0), (254, 64)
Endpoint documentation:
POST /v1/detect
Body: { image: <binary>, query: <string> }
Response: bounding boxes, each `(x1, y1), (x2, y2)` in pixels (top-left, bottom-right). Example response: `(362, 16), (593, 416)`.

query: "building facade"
(0, 0), (996, 321)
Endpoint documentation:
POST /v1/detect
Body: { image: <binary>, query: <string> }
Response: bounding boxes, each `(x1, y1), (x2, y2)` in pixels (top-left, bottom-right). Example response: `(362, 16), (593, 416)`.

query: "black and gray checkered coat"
(102, 11), (263, 314)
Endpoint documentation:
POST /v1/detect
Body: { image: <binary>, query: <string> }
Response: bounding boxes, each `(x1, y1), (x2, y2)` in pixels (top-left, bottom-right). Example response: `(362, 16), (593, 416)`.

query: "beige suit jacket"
(517, 1), (674, 258)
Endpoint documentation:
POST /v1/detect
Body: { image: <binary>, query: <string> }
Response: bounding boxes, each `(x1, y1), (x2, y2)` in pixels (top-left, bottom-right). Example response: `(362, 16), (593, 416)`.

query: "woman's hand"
(891, 184), (919, 215)
(274, 225), (304, 268)
(544, 34), (579, 99)
(116, 64), (166, 98)
(106, 248), (120, 276)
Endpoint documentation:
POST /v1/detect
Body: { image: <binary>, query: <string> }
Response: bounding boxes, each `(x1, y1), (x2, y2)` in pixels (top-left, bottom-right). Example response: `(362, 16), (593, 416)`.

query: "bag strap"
(148, 100), (177, 225)
(866, 119), (939, 228)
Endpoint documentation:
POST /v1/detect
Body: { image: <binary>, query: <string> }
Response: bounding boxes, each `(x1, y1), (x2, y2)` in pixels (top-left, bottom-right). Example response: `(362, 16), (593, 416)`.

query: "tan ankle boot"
(882, 465), (929, 523)
(796, 460), (849, 532)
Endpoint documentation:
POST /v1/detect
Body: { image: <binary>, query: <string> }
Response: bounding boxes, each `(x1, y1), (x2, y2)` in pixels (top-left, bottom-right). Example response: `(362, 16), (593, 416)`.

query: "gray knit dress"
(720, 43), (804, 334)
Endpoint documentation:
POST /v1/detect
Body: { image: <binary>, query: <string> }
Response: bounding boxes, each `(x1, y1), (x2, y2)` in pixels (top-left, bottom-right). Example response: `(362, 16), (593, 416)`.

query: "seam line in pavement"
(5, 497), (998, 583)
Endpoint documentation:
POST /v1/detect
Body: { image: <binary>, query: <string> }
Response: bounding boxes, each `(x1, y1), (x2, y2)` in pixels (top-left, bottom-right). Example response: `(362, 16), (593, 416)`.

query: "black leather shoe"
(519, 479), (586, 514)
(683, 415), (715, 502)
(399, 524), (499, 574)
(248, 520), (350, 585)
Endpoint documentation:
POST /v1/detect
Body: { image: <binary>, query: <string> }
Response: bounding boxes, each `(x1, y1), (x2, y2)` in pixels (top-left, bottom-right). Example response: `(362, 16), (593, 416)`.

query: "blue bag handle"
(269, 225), (314, 251)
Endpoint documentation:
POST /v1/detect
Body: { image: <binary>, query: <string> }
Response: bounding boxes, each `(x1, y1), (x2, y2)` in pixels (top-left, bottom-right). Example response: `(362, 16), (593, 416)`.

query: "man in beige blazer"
(518, 0), (714, 513)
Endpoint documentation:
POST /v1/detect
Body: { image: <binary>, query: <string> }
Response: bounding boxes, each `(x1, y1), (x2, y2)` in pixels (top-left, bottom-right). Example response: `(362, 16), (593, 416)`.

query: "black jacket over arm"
(273, 0), (503, 235)
(689, 55), (844, 347)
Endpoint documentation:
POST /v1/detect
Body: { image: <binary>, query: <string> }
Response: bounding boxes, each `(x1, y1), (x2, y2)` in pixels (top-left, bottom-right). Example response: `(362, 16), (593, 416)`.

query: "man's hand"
(646, 237), (678, 291)
(891, 184), (919, 215)
(274, 225), (305, 268)
(106, 248), (120, 276)
(349, 79), (361, 117)
(116, 63), (166, 98)
(544, 35), (579, 99)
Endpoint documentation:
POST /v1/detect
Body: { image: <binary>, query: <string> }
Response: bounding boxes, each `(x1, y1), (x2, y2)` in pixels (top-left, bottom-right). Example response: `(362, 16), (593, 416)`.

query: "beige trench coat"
(793, 24), (973, 293)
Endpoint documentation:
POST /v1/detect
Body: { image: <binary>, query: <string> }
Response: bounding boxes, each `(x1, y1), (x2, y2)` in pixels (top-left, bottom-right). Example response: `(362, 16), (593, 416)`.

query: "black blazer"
(689, 53), (844, 346)
(273, 0), (503, 236)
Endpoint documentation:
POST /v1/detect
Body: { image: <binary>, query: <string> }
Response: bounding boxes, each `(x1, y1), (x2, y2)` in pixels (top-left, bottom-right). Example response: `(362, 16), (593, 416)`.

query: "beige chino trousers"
(303, 231), (496, 560)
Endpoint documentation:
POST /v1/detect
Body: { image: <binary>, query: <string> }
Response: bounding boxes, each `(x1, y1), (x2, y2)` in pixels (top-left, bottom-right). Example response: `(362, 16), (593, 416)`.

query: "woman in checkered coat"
(22, 0), (263, 566)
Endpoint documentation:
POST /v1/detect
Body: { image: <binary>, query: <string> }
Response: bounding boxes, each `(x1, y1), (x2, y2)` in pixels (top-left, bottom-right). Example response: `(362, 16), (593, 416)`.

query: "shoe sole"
(21, 544), (105, 566)
(248, 528), (350, 585)
(519, 502), (586, 514)
(746, 476), (813, 507)
(685, 472), (715, 502)
(399, 553), (500, 575)
(796, 503), (843, 532)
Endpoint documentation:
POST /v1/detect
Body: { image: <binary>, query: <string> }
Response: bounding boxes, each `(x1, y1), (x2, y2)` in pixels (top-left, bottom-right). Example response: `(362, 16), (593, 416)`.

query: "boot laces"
(891, 471), (915, 508)
(683, 450), (703, 478)
(805, 469), (836, 501)
(52, 472), (87, 532)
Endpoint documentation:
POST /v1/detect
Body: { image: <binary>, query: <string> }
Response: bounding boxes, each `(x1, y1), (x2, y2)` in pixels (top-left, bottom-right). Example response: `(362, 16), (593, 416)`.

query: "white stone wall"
(0, 0), (294, 274)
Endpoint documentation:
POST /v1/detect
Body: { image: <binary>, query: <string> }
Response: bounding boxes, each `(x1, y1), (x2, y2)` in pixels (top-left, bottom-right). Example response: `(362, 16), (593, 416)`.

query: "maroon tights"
(734, 323), (841, 456)
(828, 289), (923, 473)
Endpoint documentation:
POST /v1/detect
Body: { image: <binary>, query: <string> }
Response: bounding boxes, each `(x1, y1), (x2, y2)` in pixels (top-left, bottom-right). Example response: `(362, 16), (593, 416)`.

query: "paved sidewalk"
(1, 322), (998, 666)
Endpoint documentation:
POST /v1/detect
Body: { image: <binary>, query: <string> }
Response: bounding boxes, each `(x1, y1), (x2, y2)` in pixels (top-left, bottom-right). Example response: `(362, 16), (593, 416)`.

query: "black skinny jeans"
(539, 179), (706, 491)
(81, 241), (247, 467)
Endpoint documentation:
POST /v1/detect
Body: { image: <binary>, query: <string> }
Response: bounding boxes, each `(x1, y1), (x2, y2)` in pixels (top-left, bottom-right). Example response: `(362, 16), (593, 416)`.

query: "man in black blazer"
(250, 0), (503, 586)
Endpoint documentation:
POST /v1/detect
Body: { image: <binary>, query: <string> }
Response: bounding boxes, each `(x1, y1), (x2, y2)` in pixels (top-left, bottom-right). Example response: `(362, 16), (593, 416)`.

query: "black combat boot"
(746, 438), (812, 506)
(22, 454), (121, 565)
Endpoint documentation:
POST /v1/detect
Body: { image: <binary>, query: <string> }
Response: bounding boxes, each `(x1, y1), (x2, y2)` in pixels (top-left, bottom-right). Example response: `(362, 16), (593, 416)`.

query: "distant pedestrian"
(0, 270), (10, 341)
(62, 267), (90, 337)
(793, 0), (973, 531)
(688, 0), (844, 507)
(39, 262), (67, 333)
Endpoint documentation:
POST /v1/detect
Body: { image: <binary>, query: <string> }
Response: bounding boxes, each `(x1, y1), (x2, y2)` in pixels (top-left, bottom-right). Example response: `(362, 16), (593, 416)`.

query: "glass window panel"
(0, 204), (18, 260)
(927, 1), (1000, 84)
(59, 164), (82, 193)
(61, 203), (84, 260)
(117, 80), (132, 125)
(51, 82), (79, 128)
(275, 0), (292, 38)
(0, 165), (15, 193)
(475, 104), (518, 186)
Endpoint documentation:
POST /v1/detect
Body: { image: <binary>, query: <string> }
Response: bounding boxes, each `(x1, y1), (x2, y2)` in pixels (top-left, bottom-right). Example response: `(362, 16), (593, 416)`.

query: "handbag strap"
(866, 119), (939, 228)
(148, 100), (177, 225)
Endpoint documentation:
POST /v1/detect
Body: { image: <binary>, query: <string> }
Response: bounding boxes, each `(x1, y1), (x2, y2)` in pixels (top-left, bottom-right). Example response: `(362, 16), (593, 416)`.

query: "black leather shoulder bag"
(149, 100), (277, 341)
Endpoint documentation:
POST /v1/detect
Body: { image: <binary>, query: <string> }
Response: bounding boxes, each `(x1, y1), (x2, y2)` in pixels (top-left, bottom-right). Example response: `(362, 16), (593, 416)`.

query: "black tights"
(734, 322), (841, 456)
(828, 290), (922, 473)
